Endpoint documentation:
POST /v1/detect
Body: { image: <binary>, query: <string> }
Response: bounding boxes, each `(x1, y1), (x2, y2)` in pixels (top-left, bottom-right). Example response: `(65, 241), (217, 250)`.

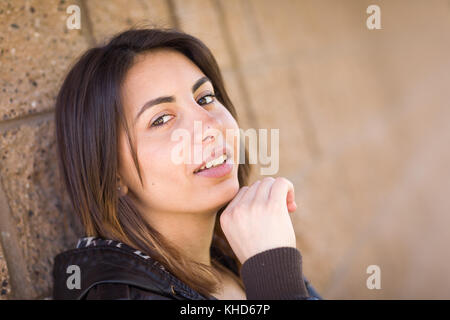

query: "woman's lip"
(193, 155), (233, 178)
(193, 146), (229, 173)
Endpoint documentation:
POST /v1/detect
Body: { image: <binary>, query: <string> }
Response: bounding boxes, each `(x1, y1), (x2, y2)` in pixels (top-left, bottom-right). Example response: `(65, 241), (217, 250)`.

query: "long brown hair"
(54, 27), (250, 298)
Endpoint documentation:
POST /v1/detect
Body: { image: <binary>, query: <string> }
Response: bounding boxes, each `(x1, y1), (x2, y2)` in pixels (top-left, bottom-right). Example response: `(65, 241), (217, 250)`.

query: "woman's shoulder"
(83, 282), (175, 300)
(52, 236), (207, 300)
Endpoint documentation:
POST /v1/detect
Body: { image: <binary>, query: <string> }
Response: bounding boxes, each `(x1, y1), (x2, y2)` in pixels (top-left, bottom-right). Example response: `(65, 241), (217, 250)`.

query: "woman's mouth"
(193, 151), (233, 178)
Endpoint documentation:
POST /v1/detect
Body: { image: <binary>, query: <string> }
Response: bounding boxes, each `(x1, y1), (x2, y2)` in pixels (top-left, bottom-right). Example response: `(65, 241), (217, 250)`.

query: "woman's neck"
(143, 208), (218, 266)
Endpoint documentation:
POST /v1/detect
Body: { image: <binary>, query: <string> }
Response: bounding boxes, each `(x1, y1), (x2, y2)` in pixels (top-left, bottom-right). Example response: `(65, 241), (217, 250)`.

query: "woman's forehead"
(122, 49), (207, 103)
(127, 49), (203, 84)
(120, 49), (210, 123)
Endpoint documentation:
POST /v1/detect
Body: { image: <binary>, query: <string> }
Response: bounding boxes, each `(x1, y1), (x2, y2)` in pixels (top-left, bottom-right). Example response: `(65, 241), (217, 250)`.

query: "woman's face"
(118, 48), (240, 216)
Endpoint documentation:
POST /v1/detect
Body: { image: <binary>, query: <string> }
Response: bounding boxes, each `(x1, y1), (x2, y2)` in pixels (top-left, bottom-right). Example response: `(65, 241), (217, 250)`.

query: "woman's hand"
(219, 177), (298, 265)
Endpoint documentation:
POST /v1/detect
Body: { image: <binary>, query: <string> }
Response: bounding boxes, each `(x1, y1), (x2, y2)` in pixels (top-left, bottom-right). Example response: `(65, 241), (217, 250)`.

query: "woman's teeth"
(196, 154), (227, 173)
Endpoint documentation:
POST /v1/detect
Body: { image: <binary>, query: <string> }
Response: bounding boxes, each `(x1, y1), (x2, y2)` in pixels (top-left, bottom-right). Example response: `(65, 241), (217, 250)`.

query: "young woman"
(52, 28), (321, 300)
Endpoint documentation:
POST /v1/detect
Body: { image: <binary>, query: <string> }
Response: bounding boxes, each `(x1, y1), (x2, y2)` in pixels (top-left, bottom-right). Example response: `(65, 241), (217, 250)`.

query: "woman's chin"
(217, 178), (240, 205)
(200, 178), (240, 211)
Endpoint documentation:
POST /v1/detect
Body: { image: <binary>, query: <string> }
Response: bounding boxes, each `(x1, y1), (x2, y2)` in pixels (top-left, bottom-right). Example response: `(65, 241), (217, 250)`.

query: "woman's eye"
(150, 114), (174, 128)
(148, 94), (215, 129)
(197, 94), (215, 106)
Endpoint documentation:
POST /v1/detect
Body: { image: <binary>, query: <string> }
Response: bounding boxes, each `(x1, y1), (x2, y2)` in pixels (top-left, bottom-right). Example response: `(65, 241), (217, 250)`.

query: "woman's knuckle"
(274, 176), (284, 183)
(272, 177), (283, 187)
(220, 210), (229, 221)
(276, 176), (291, 186)
(238, 202), (251, 213)
(219, 215), (228, 228)
(253, 179), (262, 186)
(262, 176), (275, 184)
(229, 205), (238, 215)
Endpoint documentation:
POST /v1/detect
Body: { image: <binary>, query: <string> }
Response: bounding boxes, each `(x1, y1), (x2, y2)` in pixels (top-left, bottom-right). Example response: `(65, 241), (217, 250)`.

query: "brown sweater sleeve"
(240, 247), (310, 300)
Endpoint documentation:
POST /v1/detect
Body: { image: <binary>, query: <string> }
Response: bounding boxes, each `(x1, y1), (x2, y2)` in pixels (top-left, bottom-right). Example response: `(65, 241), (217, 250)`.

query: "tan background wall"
(1, 0), (449, 299)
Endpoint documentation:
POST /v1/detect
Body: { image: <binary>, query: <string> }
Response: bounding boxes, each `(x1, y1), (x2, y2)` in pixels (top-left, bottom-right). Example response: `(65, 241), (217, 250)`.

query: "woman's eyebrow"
(134, 76), (211, 124)
(192, 76), (210, 93)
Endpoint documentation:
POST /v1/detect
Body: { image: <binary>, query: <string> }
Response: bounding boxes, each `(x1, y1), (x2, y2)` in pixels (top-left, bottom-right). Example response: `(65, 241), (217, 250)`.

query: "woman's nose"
(191, 104), (224, 138)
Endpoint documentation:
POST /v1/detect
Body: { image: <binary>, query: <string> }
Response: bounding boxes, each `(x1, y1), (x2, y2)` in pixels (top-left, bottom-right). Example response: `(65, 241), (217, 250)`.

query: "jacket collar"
(53, 237), (235, 300)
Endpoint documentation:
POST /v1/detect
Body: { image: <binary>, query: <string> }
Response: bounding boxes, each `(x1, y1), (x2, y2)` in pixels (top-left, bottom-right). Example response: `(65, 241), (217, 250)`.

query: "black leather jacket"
(53, 237), (322, 300)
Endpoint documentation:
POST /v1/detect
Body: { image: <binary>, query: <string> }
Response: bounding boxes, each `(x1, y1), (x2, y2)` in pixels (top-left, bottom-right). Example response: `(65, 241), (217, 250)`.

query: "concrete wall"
(1, 0), (450, 299)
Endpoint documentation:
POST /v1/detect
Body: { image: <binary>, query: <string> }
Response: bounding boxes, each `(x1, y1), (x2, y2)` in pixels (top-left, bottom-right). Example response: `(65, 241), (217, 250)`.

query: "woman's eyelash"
(197, 93), (216, 105)
(149, 94), (216, 129)
(150, 114), (174, 128)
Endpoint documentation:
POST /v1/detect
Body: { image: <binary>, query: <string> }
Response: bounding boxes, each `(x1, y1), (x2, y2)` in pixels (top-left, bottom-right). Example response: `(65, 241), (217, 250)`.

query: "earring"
(117, 186), (121, 191)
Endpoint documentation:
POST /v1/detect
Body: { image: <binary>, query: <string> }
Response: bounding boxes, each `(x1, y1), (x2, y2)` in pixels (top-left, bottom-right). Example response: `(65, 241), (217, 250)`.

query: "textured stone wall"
(1, 0), (450, 299)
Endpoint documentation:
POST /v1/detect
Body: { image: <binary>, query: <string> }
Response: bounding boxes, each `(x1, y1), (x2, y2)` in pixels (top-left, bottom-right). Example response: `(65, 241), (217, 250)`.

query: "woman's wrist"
(240, 246), (309, 300)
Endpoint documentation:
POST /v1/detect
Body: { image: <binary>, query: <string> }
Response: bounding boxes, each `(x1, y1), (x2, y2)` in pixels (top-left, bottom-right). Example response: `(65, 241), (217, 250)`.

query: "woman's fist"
(219, 177), (298, 264)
